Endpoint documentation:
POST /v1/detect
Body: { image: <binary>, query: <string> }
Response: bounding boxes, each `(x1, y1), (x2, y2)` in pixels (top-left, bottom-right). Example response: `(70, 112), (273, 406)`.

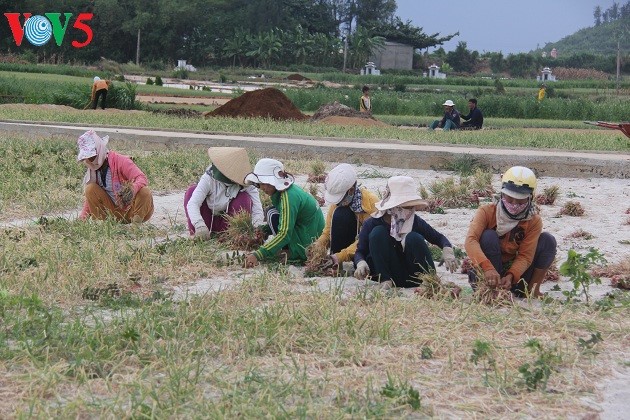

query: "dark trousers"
(468, 229), (557, 296)
(330, 206), (358, 254)
(93, 89), (107, 109)
(367, 225), (435, 288)
(266, 206), (280, 235)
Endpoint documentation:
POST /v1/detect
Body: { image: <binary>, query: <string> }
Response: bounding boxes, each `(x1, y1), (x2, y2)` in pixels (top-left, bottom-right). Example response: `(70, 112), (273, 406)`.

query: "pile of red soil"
(206, 88), (306, 121)
(287, 73), (311, 82)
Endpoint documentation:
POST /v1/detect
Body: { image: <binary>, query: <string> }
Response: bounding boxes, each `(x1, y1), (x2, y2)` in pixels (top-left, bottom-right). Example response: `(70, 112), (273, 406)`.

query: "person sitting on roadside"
(77, 130), (153, 223)
(429, 100), (461, 131)
(243, 158), (325, 268)
(184, 147), (264, 240)
(91, 76), (110, 110)
(464, 166), (557, 298)
(460, 98), (484, 130)
(359, 85), (371, 113)
(354, 176), (458, 290)
(307, 163), (379, 275)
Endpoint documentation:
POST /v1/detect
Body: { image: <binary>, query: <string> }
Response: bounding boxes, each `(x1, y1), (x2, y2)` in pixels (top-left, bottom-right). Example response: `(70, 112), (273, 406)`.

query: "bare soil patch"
(286, 73), (311, 82)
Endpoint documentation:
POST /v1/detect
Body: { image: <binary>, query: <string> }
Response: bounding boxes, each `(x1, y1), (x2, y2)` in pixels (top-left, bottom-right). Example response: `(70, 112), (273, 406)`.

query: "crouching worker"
(243, 158), (324, 268)
(465, 166), (557, 298)
(354, 176), (457, 289)
(184, 147), (264, 240)
(77, 130), (153, 223)
(307, 163), (379, 275)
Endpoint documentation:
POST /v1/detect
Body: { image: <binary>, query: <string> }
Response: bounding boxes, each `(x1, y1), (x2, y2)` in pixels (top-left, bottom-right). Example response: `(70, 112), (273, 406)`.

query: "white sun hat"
(442, 100), (455, 107)
(244, 158), (294, 191)
(324, 163), (357, 204)
(374, 176), (427, 211)
(76, 130), (108, 161)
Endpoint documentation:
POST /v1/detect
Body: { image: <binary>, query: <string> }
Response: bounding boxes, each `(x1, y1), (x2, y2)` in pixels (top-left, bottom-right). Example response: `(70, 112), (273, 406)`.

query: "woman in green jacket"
(244, 158), (324, 267)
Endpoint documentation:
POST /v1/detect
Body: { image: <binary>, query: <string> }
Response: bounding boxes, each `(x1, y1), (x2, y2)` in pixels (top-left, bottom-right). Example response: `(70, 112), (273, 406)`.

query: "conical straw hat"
(207, 147), (251, 186)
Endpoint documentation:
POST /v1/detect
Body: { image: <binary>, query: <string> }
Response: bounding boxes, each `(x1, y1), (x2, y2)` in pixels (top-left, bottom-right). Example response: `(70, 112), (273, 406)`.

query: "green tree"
(223, 29), (250, 67)
(246, 29), (283, 68)
(488, 52), (505, 74)
(446, 41), (479, 73)
(372, 17), (459, 50)
(506, 53), (537, 78)
(291, 25), (315, 65)
(349, 25), (385, 68)
(594, 5), (602, 26)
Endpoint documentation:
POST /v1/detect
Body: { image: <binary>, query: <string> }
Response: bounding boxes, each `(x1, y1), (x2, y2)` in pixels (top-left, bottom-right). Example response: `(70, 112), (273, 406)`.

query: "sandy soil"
(1, 158), (628, 418)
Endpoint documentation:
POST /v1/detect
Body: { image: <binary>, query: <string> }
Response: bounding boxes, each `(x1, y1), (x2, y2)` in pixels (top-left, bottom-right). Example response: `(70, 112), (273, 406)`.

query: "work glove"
(354, 260), (370, 280)
(194, 225), (211, 240)
(441, 247), (459, 273)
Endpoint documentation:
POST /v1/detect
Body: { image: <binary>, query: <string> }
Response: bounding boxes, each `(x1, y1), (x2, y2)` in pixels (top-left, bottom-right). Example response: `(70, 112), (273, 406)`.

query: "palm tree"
(223, 29), (250, 67)
(349, 26), (385, 68)
(246, 29), (283, 68)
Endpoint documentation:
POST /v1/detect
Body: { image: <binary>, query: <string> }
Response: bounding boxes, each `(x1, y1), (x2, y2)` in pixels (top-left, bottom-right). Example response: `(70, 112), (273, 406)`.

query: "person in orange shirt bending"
(465, 166), (556, 298)
(91, 76), (110, 109)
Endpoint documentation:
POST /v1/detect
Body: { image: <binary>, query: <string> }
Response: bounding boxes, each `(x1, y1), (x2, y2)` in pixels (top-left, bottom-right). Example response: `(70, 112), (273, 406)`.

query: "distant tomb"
(427, 64), (446, 79)
(361, 62), (381, 76)
(175, 59), (197, 72)
(537, 67), (557, 82)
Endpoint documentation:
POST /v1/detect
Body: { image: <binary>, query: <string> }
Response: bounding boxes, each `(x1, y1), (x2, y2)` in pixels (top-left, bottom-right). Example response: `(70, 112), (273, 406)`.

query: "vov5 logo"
(4, 13), (93, 48)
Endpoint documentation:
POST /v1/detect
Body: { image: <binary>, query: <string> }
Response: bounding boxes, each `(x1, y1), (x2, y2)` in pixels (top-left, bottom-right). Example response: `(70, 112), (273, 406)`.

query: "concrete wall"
(371, 41), (413, 70)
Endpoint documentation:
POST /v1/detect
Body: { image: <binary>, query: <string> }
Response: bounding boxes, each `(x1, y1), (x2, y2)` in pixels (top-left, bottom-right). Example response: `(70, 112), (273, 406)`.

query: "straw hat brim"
(375, 197), (428, 211)
(207, 147), (251, 186)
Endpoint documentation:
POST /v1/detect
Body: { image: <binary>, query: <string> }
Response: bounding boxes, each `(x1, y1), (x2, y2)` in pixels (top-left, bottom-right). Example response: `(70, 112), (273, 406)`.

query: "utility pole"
(136, 29), (141, 66)
(616, 39), (621, 95)
(343, 36), (348, 72)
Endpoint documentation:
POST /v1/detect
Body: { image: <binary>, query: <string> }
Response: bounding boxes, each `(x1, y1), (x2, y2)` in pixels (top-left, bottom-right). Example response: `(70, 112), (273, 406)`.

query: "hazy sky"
(395, 0), (619, 54)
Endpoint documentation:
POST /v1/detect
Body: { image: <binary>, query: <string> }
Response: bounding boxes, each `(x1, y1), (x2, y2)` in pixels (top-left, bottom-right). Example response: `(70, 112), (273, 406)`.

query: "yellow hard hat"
(501, 166), (537, 198)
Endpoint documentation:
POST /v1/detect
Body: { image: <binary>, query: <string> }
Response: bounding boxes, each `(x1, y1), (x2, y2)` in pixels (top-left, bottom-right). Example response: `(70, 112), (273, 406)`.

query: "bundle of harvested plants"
(413, 271), (461, 299)
(220, 210), (265, 251)
(535, 185), (560, 205)
(471, 269), (513, 305)
(304, 242), (330, 277)
(558, 201), (585, 217)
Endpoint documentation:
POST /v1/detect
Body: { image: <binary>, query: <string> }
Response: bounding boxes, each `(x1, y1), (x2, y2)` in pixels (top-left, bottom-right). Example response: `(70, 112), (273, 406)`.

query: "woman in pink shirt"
(77, 130), (153, 223)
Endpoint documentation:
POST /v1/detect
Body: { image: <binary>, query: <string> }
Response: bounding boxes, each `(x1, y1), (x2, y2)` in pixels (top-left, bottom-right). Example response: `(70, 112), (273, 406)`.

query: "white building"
(175, 59), (197, 72)
(427, 64), (446, 79)
(361, 62), (381, 76)
(537, 67), (557, 82)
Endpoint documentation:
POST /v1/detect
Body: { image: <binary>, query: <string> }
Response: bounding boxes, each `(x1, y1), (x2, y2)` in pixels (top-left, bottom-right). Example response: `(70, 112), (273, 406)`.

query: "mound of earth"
(286, 73), (311, 82)
(205, 88), (306, 121)
(317, 116), (388, 127)
(311, 101), (375, 122)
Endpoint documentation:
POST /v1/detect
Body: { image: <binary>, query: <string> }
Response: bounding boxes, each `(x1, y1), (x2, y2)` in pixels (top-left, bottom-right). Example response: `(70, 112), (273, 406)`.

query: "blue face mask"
(339, 191), (354, 207)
